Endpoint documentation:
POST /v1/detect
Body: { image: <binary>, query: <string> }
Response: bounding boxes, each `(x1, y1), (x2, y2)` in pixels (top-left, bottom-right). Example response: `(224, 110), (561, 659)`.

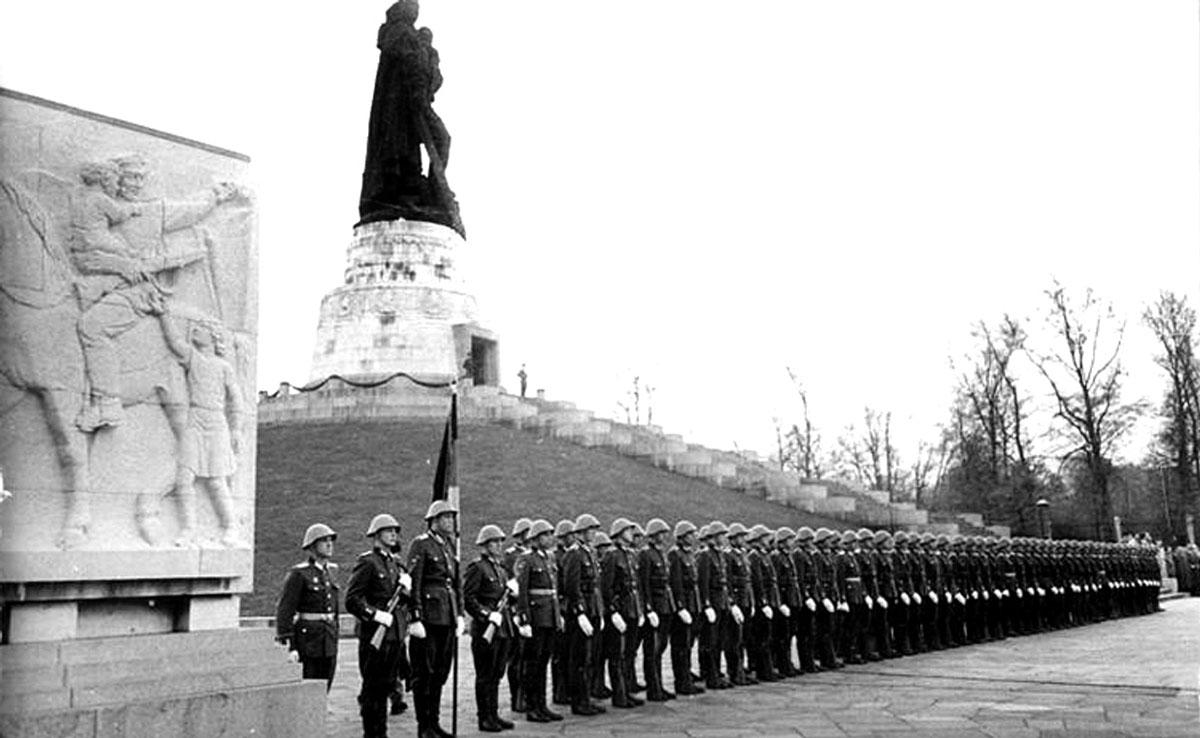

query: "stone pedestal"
(309, 218), (498, 385)
(0, 89), (319, 735)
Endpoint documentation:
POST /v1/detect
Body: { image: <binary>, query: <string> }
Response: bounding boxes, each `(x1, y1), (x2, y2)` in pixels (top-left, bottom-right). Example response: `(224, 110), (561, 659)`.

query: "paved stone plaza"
(325, 597), (1199, 737)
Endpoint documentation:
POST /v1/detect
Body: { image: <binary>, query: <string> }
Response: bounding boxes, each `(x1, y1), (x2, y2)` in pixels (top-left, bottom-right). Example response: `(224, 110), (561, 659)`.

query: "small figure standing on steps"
(161, 315), (243, 547)
(518, 364), (528, 398)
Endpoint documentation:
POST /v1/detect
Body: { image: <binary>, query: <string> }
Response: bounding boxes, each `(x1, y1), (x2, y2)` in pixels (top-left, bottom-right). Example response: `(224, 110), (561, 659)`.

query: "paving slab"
(320, 597), (1199, 736)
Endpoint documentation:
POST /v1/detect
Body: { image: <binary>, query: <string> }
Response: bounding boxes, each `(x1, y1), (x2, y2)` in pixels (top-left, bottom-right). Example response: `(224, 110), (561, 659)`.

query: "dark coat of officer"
(276, 557), (340, 686)
(345, 543), (411, 738)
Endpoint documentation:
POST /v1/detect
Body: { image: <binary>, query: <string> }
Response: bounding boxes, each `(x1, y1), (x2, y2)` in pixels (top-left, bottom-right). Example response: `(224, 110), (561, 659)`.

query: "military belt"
(297, 612), (335, 622)
(528, 588), (557, 596)
(844, 577), (862, 582)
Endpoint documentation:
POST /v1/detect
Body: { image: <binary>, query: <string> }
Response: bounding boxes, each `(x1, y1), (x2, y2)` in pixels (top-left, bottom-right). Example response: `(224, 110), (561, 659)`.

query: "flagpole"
(450, 381), (460, 738)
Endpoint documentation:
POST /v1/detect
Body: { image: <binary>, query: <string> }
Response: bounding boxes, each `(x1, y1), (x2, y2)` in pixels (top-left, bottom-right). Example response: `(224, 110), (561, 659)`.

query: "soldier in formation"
(283, 511), (1165, 736)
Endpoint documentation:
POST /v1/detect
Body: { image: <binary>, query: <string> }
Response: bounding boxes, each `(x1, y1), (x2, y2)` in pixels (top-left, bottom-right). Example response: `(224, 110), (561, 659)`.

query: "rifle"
(369, 581), (406, 650)
(482, 586), (513, 644)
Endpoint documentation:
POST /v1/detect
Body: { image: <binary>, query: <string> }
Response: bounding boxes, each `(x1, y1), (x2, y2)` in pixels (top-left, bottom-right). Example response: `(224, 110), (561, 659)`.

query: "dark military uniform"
(551, 541), (570, 705)
(872, 546), (897, 658)
(502, 541), (529, 711)
(638, 541), (676, 700)
(600, 542), (641, 706)
(407, 530), (459, 735)
(275, 557), (340, 688)
(668, 542), (704, 694)
(562, 541), (603, 711)
(837, 543), (868, 663)
(791, 544), (821, 672)
(697, 543), (732, 688)
(345, 546), (411, 738)
(812, 543), (842, 668)
(463, 551), (513, 729)
(516, 547), (563, 716)
(747, 546), (780, 680)
(771, 544), (801, 676)
(724, 546), (753, 683)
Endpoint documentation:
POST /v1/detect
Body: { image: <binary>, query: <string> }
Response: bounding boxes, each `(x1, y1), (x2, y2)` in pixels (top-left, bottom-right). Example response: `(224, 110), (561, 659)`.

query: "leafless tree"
(1143, 291), (1200, 535)
(784, 367), (822, 479)
(1030, 283), (1145, 539)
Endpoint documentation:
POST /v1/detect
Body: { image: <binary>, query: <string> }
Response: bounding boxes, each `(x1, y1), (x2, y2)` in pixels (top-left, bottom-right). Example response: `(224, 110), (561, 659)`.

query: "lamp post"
(1036, 498), (1051, 540)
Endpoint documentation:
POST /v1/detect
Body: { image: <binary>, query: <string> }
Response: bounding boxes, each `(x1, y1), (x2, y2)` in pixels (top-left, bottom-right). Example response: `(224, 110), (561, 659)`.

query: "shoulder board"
(358, 550), (376, 560)
(327, 562), (339, 569)
(415, 532), (431, 542)
(292, 561), (311, 570)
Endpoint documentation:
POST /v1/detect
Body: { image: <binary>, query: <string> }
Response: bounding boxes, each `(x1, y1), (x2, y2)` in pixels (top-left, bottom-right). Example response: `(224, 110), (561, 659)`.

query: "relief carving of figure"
(358, 0), (465, 236)
(0, 154), (250, 549)
(160, 314), (243, 548)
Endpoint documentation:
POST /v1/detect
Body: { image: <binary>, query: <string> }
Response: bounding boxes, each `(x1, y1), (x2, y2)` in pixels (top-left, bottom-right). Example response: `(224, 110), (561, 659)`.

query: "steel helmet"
(698, 523), (712, 540)
(857, 527), (875, 542)
(727, 522), (748, 539)
(775, 527), (796, 544)
(841, 530), (859, 545)
(366, 513), (401, 537)
(528, 519), (554, 538)
(645, 518), (670, 537)
(892, 531), (909, 545)
(610, 517), (635, 538)
(555, 519), (575, 538)
(814, 527), (835, 544)
(594, 531), (613, 547)
(708, 520), (729, 537)
(301, 523), (337, 549)
(574, 513), (601, 533)
(795, 526), (815, 543)
(674, 520), (698, 538)
(631, 522), (645, 536)
(425, 499), (458, 520)
(873, 530), (892, 546)
(747, 524), (769, 542)
(476, 524), (505, 545)
(511, 517), (532, 539)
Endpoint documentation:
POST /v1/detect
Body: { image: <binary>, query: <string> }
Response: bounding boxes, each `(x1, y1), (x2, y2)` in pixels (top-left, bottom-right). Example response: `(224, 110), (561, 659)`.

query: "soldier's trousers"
(749, 613), (776, 678)
(566, 619), (595, 707)
(357, 637), (403, 738)
(604, 624), (632, 703)
(410, 623), (454, 731)
(871, 604), (893, 657)
(590, 629), (608, 697)
(300, 655), (337, 691)
(551, 628), (568, 703)
(669, 616), (699, 691)
(815, 606), (839, 667)
(641, 618), (670, 697)
(699, 611), (722, 685)
(507, 636), (526, 710)
(721, 611), (746, 682)
(471, 634), (510, 723)
(793, 608), (818, 670)
(771, 611), (796, 673)
(622, 621), (640, 691)
(522, 626), (555, 712)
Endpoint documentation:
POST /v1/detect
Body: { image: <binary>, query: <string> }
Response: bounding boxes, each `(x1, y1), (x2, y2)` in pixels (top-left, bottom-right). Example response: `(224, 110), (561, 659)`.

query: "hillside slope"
(249, 419), (844, 614)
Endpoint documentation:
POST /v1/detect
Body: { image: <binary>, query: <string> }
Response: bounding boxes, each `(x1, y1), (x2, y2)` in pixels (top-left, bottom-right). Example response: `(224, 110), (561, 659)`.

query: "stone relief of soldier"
(358, 0), (465, 237)
(0, 153), (251, 549)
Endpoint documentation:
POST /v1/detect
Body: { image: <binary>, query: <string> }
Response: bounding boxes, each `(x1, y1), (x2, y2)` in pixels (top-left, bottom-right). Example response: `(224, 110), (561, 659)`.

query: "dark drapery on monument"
(358, 0), (465, 237)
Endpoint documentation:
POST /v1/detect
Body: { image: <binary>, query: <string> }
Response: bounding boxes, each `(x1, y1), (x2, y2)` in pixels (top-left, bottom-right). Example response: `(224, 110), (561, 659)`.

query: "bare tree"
(1143, 291), (1200, 537)
(615, 374), (655, 426)
(784, 367), (822, 479)
(1030, 284), (1144, 540)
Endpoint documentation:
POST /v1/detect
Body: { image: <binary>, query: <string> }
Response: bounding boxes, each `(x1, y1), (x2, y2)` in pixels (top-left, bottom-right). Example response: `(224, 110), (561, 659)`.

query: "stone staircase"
(258, 381), (1010, 537)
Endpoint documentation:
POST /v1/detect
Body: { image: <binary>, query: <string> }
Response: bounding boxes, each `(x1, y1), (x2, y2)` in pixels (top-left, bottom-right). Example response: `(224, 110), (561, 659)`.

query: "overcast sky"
(2, 1), (1197, 466)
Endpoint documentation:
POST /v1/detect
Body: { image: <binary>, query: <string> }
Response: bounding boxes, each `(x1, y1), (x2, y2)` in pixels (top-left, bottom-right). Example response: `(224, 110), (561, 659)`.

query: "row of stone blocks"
(0, 629), (325, 737)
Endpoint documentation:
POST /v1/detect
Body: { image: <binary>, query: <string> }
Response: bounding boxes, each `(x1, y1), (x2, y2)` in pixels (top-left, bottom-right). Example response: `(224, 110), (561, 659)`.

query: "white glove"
(1037, 588), (1046, 597)
(458, 615), (468, 636)
(611, 613), (627, 633)
(637, 614), (645, 628)
(877, 597), (888, 610)
(287, 650), (300, 663)
(779, 604), (791, 618)
(913, 594), (922, 605)
(1016, 588), (1023, 598)
(838, 602), (850, 613)
(981, 590), (989, 600)
(506, 578), (519, 596)
(372, 610), (395, 628)
(971, 590), (979, 600)
(821, 598), (833, 613)
(864, 597), (873, 610)
(487, 611), (503, 627)
(577, 614), (594, 637)
(930, 592), (939, 604)
(763, 605), (774, 620)
(647, 612), (660, 628)
(806, 597), (818, 612)
(518, 624), (533, 638)
(955, 593), (966, 605)
(398, 572), (413, 592)
(704, 607), (716, 623)
(900, 593), (910, 606)
(994, 589), (1002, 599)
(408, 621), (426, 639)
(679, 609), (693, 625)
(1027, 587), (1036, 596)
(731, 605), (744, 624)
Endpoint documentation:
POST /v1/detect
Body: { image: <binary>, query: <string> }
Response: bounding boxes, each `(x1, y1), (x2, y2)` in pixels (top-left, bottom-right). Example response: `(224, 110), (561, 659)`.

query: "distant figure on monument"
(518, 364), (528, 398)
(359, 0), (465, 237)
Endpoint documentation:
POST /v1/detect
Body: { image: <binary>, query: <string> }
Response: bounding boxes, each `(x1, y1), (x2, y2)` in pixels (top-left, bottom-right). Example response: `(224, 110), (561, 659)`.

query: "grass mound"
(249, 419), (842, 614)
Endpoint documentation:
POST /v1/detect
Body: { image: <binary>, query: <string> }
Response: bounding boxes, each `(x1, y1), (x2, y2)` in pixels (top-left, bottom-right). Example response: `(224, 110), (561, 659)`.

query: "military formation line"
(274, 505), (1166, 738)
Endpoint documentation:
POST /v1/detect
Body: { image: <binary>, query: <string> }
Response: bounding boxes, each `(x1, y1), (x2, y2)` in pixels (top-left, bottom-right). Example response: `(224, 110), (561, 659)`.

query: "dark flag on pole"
(432, 389), (459, 508)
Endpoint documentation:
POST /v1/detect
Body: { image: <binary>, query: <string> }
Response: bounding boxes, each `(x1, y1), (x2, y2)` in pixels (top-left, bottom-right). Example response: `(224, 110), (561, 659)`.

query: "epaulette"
(415, 532), (431, 541)
(328, 561), (339, 569)
(358, 550), (376, 560)
(292, 561), (311, 570)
